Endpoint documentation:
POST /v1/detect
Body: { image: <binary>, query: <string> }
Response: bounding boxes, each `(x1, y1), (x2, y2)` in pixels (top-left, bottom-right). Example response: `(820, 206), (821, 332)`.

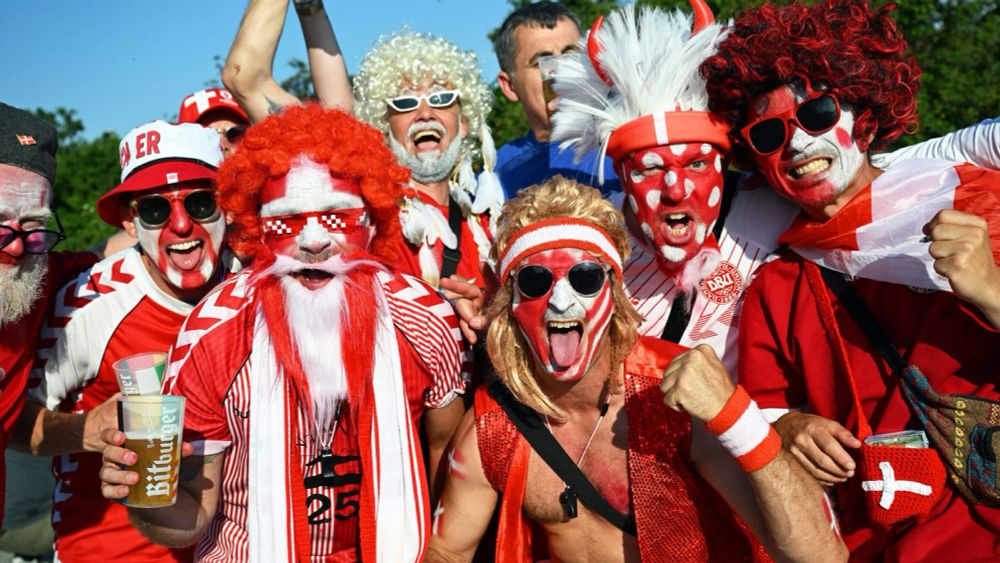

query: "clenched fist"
(925, 209), (1000, 327)
(660, 344), (737, 423)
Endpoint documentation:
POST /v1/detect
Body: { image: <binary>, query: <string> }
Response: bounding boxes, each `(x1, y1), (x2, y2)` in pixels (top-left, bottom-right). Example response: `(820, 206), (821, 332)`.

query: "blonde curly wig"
(353, 30), (493, 162)
(486, 176), (642, 420)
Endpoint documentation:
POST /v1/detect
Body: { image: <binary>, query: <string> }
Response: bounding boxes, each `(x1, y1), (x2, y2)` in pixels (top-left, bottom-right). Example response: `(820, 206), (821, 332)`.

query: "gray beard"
(389, 133), (463, 184)
(0, 255), (47, 328)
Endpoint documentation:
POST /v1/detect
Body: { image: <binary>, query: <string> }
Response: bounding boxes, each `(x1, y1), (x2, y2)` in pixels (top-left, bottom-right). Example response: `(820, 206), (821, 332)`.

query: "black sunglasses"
(0, 212), (66, 255)
(515, 262), (609, 300)
(740, 93), (841, 156)
(130, 190), (219, 228)
(224, 125), (247, 144)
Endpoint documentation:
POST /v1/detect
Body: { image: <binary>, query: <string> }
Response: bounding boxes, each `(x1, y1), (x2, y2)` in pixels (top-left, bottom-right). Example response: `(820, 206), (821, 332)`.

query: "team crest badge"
(699, 261), (742, 304)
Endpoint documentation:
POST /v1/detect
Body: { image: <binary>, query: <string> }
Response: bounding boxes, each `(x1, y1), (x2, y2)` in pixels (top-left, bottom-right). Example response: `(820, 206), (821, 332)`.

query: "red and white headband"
(498, 217), (623, 283)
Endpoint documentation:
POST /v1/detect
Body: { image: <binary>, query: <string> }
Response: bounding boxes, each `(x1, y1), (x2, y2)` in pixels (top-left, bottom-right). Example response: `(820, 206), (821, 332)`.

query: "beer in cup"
(113, 352), (167, 396)
(118, 395), (185, 508)
(538, 55), (560, 120)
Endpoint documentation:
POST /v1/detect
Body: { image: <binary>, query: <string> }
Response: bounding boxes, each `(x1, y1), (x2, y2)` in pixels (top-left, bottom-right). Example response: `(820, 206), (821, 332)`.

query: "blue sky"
(1, 0), (512, 139)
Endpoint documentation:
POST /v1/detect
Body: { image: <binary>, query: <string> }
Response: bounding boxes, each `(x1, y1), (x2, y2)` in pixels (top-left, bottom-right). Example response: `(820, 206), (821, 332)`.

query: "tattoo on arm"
(265, 95), (286, 115)
(180, 453), (221, 482)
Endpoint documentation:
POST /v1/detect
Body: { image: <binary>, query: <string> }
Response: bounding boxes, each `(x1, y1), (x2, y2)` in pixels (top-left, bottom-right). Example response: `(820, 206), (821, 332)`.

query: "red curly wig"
(702, 0), (921, 159)
(215, 104), (409, 263)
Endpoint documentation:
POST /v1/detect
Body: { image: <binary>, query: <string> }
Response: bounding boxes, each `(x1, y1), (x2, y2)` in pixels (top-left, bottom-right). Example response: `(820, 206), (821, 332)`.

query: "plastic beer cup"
(118, 395), (185, 508)
(538, 55), (561, 120)
(113, 352), (167, 396)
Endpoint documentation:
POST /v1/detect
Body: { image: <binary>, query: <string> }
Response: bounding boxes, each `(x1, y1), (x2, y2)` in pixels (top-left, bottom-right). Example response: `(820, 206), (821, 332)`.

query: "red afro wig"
(702, 0), (921, 160)
(216, 104), (409, 264)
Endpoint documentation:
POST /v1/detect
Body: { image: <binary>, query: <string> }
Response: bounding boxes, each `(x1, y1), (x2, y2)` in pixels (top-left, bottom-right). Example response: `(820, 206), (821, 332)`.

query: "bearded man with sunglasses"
(11, 121), (234, 562)
(702, 0), (1000, 559)
(426, 176), (845, 562)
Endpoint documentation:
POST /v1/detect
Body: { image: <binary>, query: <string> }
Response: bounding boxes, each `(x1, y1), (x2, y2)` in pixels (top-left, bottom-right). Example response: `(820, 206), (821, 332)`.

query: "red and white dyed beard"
(258, 253), (385, 431)
(511, 249), (614, 383)
(134, 208), (225, 291)
(620, 144), (725, 277)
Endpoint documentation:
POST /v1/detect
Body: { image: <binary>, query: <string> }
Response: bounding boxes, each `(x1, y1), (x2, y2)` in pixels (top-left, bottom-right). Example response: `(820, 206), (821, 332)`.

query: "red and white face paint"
(619, 143), (724, 272)
(511, 248), (614, 383)
(747, 84), (866, 214)
(260, 155), (371, 289)
(131, 185), (225, 291)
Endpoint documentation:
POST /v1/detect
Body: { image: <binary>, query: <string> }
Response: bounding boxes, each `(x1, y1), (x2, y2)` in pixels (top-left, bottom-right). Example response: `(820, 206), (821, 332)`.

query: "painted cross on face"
(619, 143), (724, 272)
(129, 183), (225, 291)
(260, 155), (372, 289)
(511, 248), (614, 383)
(746, 83), (866, 215)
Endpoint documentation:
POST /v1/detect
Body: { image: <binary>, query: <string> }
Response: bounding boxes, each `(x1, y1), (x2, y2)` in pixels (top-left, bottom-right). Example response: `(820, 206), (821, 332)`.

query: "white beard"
(0, 255), (46, 328)
(258, 254), (384, 432)
(390, 129), (464, 184)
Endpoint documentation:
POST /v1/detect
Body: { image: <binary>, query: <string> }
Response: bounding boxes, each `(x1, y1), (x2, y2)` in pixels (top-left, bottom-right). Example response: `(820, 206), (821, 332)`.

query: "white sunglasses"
(385, 90), (460, 112)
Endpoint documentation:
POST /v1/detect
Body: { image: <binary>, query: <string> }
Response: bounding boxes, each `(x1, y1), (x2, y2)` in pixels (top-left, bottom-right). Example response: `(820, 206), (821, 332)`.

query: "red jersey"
(739, 252), (1000, 560)
(164, 268), (469, 562)
(0, 250), (95, 525)
(29, 247), (193, 562)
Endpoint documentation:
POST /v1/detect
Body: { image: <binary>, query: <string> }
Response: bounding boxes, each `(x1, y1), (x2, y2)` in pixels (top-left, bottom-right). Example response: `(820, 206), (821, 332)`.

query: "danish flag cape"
(779, 159), (1000, 291)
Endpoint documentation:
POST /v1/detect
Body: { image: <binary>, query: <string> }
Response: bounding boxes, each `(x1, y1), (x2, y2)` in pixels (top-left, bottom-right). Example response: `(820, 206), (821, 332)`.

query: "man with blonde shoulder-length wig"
(425, 176), (846, 563)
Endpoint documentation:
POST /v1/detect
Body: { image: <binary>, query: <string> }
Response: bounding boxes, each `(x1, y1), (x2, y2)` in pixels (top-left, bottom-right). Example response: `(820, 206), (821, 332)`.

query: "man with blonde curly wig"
(426, 176), (844, 562)
(222, 0), (501, 296)
(97, 105), (469, 562)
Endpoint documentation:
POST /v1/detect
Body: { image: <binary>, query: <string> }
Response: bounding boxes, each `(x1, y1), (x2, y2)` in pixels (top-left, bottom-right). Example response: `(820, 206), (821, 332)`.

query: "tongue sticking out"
(549, 326), (582, 369)
(167, 243), (204, 271)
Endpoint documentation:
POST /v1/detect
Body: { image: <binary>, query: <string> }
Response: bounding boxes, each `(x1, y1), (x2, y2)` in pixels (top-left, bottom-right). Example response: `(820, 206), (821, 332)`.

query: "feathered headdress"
(552, 2), (731, 183)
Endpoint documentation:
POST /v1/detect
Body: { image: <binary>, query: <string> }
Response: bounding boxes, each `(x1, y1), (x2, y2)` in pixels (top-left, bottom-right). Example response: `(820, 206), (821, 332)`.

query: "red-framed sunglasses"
(740, 90), (842, 156)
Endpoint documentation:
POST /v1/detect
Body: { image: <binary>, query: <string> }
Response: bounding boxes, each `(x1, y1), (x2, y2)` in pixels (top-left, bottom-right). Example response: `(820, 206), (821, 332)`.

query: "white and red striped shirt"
(164, 267), (469, 562)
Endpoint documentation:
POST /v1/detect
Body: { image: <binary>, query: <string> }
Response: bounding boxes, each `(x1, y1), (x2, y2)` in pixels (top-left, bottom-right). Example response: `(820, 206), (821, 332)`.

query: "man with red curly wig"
(98, 105), (469, 562)
(703, 0), (1000, 558)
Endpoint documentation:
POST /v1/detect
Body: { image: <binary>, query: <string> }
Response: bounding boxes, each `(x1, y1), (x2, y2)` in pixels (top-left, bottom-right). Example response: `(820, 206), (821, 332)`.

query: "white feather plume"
(552, 4), (728, 163)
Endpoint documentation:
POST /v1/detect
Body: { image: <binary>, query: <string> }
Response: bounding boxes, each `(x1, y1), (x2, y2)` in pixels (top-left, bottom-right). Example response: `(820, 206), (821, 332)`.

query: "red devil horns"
(691, 0), (716, 34)
(587, 1), (717, 88)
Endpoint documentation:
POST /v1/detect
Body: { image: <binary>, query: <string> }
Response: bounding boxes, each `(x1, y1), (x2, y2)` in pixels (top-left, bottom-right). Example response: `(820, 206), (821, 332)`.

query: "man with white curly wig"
(223, 0), (502, 296)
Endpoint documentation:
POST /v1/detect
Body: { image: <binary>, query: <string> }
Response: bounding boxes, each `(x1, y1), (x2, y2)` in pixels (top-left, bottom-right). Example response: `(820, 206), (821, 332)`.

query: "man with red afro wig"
(98, 105), (470, 562)
(704, 0), (1000, 559)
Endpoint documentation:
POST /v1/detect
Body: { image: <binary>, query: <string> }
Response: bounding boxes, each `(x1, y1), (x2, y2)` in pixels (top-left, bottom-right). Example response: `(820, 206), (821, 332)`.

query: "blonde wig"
(485, 176), (642, 420)
(353, 30), (493, 162)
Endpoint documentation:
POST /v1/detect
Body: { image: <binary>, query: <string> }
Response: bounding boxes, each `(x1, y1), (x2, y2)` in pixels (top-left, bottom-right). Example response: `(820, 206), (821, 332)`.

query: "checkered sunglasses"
(261, 208), (368, 241)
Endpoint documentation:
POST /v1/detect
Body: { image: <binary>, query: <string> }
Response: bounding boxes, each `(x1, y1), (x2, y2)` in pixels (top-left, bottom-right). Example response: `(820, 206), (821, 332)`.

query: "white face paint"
(261, 156), (364, 218)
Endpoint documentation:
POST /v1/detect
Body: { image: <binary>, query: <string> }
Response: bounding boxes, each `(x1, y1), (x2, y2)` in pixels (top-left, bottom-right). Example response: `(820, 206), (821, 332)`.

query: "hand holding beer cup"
(99, 395), (189, 507)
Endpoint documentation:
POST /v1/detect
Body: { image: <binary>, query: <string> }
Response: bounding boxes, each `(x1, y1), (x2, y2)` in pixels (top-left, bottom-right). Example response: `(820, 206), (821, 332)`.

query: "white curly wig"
(353, 30), (494, 161)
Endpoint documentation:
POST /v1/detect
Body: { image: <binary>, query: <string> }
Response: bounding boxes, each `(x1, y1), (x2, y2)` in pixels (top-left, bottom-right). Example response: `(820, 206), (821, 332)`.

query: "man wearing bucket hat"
(177, 87), (250, 159)
(0, 102), (98, 525)
(11, 121), (234, 562)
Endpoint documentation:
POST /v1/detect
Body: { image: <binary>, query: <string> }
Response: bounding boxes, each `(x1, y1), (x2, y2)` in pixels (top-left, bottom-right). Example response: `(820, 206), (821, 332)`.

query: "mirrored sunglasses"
(386, 90), (460, 113)
(740, 93), (841, 156)
(0, 213), (66, 255)
(515, 262), (609, 300)
(130, 190), (219, 228)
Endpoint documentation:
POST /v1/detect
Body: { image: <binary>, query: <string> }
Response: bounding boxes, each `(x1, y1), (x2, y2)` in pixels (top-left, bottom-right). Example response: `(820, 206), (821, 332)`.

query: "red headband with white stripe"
(498, 217), (623, 283)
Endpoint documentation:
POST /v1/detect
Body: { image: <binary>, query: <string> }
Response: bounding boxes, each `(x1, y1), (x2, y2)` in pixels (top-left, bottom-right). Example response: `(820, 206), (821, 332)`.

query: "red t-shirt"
(395, 192), (490, 289)
(739, 252), (1000, 560)
(0, 251), (96, 525)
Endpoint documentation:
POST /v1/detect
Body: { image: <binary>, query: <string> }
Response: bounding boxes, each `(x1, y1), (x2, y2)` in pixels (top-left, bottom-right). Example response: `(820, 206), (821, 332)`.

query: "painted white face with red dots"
(619, 143), (724, 273)
(747, 83), (866, 214)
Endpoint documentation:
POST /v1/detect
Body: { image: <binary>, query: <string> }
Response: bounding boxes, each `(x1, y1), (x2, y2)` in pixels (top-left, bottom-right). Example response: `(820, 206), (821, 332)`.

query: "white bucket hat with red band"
(177, 87), (249, 126)
(96, 120), (222, 227)
(551, 2), (730, 182)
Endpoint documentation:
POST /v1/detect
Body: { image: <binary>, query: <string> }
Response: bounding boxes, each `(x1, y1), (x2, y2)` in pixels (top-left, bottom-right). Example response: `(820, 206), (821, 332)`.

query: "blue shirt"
(495, 130), (621, 200)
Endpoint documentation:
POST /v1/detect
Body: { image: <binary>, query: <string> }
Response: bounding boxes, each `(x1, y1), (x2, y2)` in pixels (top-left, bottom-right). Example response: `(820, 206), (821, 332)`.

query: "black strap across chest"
(439, 196), (463, 280)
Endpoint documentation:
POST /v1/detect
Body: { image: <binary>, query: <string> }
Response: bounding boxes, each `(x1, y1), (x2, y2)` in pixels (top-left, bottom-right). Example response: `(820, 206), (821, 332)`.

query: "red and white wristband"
(705, 385), (782, 473)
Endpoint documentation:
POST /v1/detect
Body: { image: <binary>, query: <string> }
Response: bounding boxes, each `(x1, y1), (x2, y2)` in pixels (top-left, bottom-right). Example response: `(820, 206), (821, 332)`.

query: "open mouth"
(291, 268), (334, 289)
(789, 157), (832, 179)
(412, 129), (443, 151)
(165, 239), (205, 271)
(548, 320), (583, 370)
(660, 213), (695, 245)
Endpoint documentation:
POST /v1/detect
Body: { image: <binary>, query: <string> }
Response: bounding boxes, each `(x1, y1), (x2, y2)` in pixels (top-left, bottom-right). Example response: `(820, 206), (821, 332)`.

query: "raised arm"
(221, 0), (302, 122)
(875, 117), (1000, 171)
(99, 427), (223, 548)
(663, 345), (847, 563)
(424, 409), (499, 563)
(294, 1), (353, 112)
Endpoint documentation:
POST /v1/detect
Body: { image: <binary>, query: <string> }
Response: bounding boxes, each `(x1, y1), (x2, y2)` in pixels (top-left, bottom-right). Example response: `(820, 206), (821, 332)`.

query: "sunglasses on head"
(386, 90), (460, 113)
(515, 262), (609, 300)
(130, 190), (219, 228)
(0, 212), (66, 255)
(740, 92), (841, 156)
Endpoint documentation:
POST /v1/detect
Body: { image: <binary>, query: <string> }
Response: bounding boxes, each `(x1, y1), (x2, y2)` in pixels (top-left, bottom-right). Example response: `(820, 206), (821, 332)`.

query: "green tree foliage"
(487, 0), (1000, 150)
(33, 109), (119, 251)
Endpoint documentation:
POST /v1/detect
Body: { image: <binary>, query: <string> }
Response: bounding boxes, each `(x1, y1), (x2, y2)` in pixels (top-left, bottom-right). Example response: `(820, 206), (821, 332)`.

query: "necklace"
(544, 390), (613, 520)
